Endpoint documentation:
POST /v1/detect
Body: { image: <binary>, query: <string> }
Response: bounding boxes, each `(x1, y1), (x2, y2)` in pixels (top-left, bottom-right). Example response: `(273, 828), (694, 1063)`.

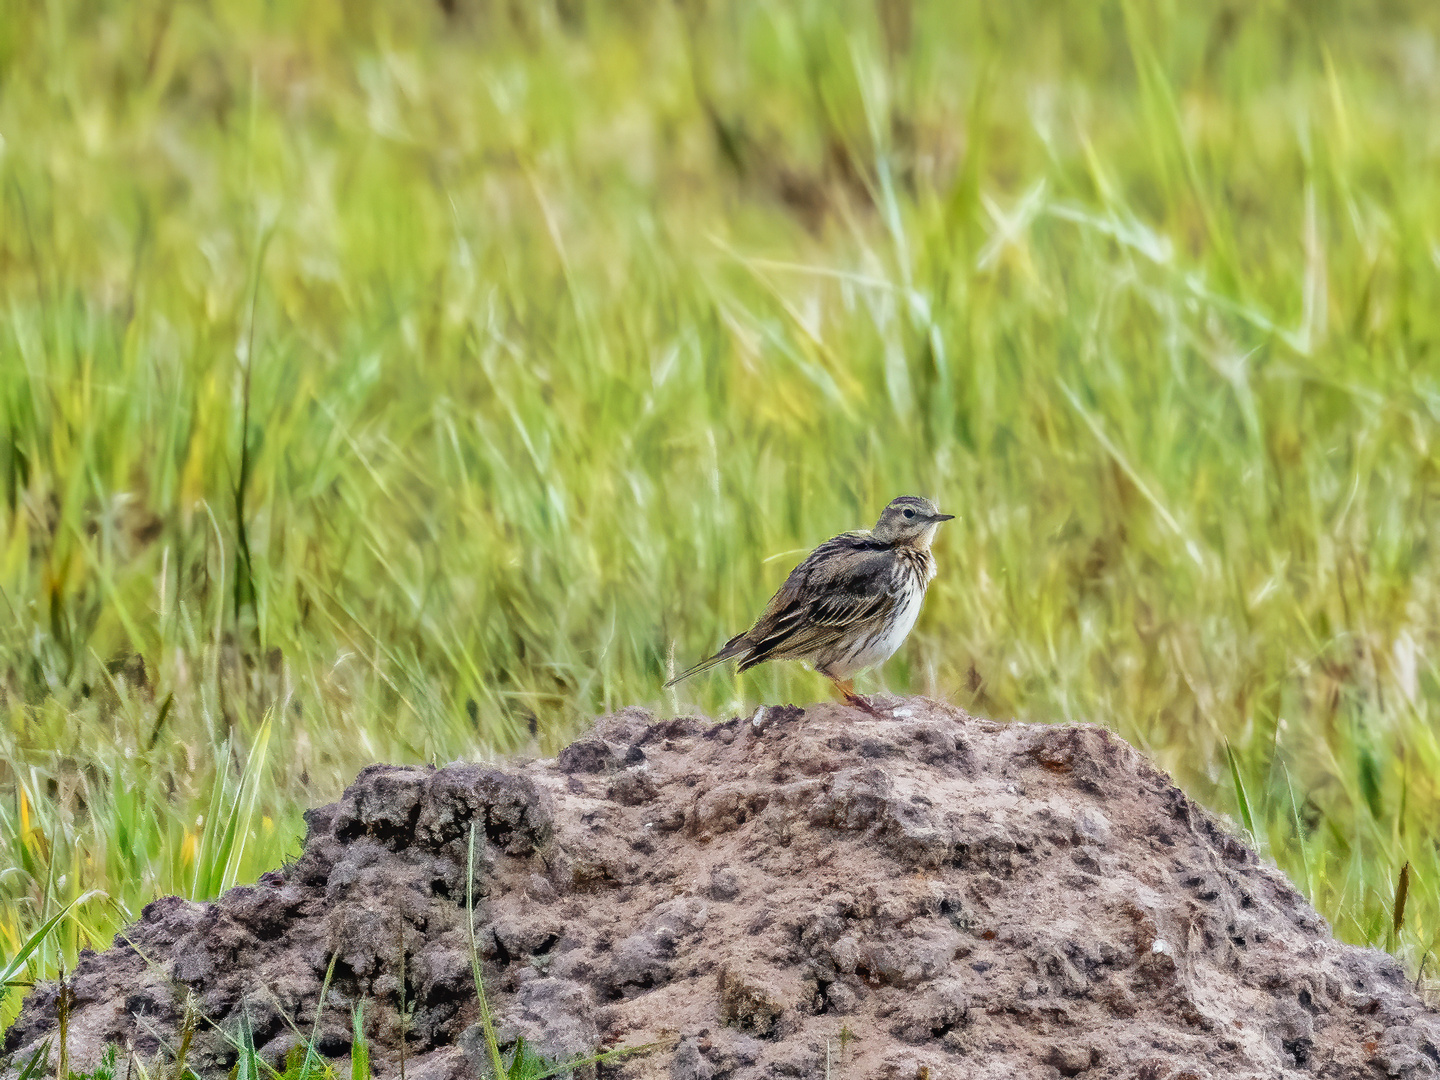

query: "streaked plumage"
(667, 496), (954, 712)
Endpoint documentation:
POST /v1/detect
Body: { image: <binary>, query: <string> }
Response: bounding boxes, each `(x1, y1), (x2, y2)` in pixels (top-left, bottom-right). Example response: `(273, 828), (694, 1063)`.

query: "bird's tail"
(665, 635), (749, 688)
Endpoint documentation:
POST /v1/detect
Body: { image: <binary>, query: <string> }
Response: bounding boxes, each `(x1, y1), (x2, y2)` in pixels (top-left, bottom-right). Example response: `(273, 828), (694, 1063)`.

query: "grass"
(3, 0), (1440, 1036)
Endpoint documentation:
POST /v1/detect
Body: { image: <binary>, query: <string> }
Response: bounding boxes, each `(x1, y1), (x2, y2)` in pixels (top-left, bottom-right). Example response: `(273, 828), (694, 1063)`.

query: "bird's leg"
(824, 672), (880, 717)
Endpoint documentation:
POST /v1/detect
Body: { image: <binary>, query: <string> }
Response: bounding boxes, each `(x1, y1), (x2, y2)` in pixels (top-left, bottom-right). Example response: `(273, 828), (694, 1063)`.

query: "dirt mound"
(5, 700), (1439, 1079)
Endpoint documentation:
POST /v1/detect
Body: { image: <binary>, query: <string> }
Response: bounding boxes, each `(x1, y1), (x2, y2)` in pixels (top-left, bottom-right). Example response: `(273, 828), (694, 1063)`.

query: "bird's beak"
(931, 512), (956, 522)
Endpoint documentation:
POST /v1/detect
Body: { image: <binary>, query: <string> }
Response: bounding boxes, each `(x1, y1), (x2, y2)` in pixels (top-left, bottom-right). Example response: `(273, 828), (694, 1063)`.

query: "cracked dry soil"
(5, 700), (1439, 1079)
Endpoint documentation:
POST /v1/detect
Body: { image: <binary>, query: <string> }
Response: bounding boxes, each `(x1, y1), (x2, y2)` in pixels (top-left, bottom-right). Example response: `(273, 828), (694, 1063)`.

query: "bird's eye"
(903, 509), (915, 519)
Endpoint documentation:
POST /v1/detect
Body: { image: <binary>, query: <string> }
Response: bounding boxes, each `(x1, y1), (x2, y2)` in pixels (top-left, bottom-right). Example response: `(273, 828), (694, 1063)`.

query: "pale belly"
(827, 583), (925, 679)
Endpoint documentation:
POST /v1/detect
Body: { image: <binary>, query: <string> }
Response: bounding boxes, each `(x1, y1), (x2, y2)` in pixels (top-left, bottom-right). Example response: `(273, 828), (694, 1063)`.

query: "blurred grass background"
(4, 0), (1440, 1026)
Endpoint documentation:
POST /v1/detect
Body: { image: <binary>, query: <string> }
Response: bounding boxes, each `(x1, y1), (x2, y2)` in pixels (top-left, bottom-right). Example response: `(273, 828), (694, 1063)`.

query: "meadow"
(4, 0), (1440, 1031)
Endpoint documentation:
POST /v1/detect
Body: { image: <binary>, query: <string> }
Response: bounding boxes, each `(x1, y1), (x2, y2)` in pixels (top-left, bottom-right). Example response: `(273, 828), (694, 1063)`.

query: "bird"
(666, 495), (954, 714)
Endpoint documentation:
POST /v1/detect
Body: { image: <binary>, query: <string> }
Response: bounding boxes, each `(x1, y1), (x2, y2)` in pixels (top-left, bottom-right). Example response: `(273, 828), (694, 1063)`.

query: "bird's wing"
(739, 533), (899, 666)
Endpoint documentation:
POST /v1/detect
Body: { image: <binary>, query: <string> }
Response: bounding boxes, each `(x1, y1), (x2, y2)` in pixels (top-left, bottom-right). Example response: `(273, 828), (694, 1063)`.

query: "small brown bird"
(667, 496), (954, 713)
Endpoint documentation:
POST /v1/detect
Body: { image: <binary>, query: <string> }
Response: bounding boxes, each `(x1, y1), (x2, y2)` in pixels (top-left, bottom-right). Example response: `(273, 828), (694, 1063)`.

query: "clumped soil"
(5, 700), (1439, 1079)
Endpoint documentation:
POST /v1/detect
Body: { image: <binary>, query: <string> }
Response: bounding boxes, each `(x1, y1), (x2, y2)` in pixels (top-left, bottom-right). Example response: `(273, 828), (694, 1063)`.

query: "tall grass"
(4, 0), (1440, 1029)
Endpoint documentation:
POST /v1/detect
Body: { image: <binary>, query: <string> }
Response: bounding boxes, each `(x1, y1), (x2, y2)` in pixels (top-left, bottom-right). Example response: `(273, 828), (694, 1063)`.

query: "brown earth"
(4, 699), (1439, 1079)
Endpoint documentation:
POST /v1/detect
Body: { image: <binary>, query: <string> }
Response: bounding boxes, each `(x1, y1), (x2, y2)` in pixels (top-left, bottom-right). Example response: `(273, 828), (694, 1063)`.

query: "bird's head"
(871, 495), (955, 548)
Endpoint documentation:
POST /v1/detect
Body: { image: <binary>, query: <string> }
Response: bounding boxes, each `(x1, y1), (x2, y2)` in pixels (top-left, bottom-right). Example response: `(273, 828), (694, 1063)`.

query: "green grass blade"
(1224, 741), (1256, 843)
(14, 1040), (52, 1080)
(1, 890), (105, 987)
(299, 952), (338, 1080)
(1281, 764), (1313, 901)
(466, 823), (507, 1080)
(221, 714), (274, 896)
(350, 1002), (369, 1080)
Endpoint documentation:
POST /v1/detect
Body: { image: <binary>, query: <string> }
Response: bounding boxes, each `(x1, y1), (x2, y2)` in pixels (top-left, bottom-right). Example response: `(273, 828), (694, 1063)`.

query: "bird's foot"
(843, 692), (883, 717)
(824, 673), (885, 717)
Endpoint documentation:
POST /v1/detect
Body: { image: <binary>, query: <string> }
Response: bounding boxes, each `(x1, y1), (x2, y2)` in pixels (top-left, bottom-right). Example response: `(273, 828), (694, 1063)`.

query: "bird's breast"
(896, 546), (937, 586)
(885, 576), (926, 644)
(879, 552), (934, 649)
(833, 559), (930, 676)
